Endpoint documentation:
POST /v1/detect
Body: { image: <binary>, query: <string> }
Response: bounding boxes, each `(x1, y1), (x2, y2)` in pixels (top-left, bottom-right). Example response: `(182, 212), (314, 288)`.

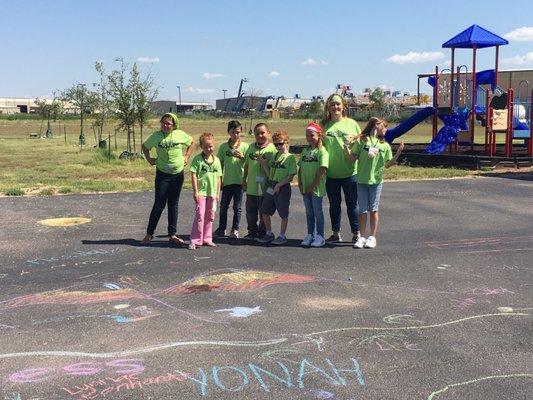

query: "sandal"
(203, 242), (217, 247)
(169, 235), (185, 246)
(188, 243), (196, 250)
(141, 234), (153, 244)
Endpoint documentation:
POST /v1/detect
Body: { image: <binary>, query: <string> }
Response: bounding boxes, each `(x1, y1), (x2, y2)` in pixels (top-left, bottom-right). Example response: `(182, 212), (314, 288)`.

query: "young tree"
(107, 59), (136, 153)
(131, 63), (159, 146)
(93, 61), (112, 145)
(62, 84), (95, 147)
(370, 87), (386, 112)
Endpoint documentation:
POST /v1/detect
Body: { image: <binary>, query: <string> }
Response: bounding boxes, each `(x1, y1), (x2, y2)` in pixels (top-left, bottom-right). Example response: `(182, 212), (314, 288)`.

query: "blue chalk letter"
(212, 366), (249, 392)
(297, 359), (341, 388)
(325, 358), (365, 386)
(175, 368), (209, 397)
(248, 361), (294, 393)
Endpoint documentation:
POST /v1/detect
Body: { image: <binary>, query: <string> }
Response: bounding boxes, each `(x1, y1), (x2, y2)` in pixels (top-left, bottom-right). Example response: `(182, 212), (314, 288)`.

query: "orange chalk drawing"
(162, 270), (315, 295)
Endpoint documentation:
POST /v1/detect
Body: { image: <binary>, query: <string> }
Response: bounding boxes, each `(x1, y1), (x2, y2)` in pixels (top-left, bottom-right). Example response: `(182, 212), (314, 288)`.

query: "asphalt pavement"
(0, 175), (531, 399)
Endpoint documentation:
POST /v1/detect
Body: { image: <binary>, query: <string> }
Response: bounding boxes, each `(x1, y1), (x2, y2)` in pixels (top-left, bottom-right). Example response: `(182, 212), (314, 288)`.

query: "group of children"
(186, 117), (403, 250)
(141, 93), (404, 251)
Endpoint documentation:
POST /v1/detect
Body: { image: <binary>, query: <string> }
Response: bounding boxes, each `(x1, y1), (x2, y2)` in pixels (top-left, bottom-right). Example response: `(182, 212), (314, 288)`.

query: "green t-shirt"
(143, 129), (193, 174)
(298, 146), (329, 197)
(352, 138), (392, 185)
(217, 141), (250, 186)
(268, 152), (297, 183)
(189, 154), (223, 197)
(244, 142), (277, 196)
(322, 118), (361, 179)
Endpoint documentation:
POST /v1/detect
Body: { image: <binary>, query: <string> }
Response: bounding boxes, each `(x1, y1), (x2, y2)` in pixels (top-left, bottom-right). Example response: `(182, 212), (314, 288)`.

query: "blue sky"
(2, 0), (533, 103)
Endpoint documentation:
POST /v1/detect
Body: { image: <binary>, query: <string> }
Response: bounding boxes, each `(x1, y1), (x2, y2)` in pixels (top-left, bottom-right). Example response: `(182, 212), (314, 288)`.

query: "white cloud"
(184, 86), (214, 94)
(386, 51), (445, 64)
(504, 27), (533, 41)
(202, 72), (224, 79)
(268, 70), (280, 77)
(302, 58), (329, 66)
(501, 52), (533, 65)
(443, 60), (452, 67)
(137, 56), (160, 63)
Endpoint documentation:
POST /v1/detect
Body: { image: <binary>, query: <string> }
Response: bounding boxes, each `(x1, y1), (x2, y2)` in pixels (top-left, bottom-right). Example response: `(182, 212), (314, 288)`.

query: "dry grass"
(0, 117), (479, 196)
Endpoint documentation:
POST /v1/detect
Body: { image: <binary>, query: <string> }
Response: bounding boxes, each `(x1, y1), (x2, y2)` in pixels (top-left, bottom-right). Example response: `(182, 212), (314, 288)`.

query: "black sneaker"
(256, 232), (275, 243)
(242, 232), (257, 240)
(213, 228), (226, 237)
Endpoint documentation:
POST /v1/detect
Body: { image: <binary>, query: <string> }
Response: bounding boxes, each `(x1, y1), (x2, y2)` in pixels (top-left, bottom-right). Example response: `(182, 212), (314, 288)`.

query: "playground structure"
(385, 25), (532, 167)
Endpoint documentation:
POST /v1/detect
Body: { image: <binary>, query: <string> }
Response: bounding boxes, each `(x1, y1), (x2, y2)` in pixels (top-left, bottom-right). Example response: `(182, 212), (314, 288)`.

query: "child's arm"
(184, 140), (195, 166)
(191, 172), (200, 203)
(216, 176), (222, 202)
(343, 143), (358, 163)
(258, 156), (270, 175)
(306, 166), (327, 194)
(385, 142), (404, 168)
(297, 167), (303, 194)
(273, 173), (295, 194)
(142, 144), (156, 165)
(242, 164), (248, 192)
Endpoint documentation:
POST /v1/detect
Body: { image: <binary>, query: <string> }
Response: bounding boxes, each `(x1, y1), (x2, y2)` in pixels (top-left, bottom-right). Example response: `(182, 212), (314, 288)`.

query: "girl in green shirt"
(189, 133), (223, 250)
(344, 117), (404, 249)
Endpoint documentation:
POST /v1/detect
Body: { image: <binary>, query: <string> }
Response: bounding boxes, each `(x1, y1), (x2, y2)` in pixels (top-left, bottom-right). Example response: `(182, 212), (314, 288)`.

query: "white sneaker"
(353, 236), (366, 249)
(229, 229), (239, 239)
(364, 236), (376, 248)
(301, 234), (314, 247)
(310, 234), (326, 248)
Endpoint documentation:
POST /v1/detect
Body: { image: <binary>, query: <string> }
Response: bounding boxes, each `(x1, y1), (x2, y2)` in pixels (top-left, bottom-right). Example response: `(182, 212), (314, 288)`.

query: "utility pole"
(79, 84), (86, 149)
(177, 85), (182, 114)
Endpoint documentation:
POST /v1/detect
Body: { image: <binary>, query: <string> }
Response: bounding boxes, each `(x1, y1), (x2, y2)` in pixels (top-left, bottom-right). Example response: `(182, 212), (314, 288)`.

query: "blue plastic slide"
(385, 106), (435, 143)
(425, 109), (470, 154)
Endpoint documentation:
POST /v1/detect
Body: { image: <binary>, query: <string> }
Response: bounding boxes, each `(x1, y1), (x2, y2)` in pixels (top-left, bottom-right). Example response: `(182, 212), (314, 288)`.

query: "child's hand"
(257, 156), (267, 165)
(194, 193), (200, 204)
(232, 150), (244, 159)
(273, 183), (282, 194)
(146, 156), (156, 166)
(306, 184), (315, 194)
(398, 142), (405, 151)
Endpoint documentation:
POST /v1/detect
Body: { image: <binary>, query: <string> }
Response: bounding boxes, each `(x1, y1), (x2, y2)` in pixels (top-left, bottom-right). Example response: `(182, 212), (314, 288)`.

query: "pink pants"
(190, 196), (215, 245)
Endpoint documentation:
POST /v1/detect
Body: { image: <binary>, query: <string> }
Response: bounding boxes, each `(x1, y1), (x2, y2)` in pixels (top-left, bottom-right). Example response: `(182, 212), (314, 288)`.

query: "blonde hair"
(322, 93), (348, 124)
(199, 132), (215, 148)
(360, 117), (388, 143)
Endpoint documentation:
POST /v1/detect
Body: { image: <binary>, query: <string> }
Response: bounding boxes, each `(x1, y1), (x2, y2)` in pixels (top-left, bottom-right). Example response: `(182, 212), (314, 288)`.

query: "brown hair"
(253, 122), (269, 133)
(321, 93), (348, 124)
(360, 117), (388, 143)
(272, 129), (290, 145)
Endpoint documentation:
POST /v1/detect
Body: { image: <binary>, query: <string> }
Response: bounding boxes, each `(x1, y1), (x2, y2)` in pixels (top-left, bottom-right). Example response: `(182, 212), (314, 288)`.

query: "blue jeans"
(325, 175), (359, 233)
(146, 170), (184, 236)
(302, 194), (324, 237)
(217, 184), (243, 231)
(357, 183), (383, 213)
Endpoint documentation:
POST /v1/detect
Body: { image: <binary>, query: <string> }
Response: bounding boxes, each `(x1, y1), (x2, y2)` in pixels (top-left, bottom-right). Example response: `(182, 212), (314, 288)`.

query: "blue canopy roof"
(442, 25), (508, 49)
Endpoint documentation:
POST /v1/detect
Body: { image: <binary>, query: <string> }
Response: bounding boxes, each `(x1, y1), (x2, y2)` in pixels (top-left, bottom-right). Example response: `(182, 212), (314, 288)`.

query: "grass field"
(0, 116), (488, 196)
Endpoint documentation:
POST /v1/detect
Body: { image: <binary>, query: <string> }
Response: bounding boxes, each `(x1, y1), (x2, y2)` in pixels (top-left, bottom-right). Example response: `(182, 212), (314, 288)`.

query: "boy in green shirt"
(242, 123), (276, 240)
(213, 120), (249, 239)
(257, 130), (297, 245)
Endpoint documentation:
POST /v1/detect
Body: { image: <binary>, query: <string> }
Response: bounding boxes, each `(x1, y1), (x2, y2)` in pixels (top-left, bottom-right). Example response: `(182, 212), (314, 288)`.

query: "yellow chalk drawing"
(39, 217), (92, 227)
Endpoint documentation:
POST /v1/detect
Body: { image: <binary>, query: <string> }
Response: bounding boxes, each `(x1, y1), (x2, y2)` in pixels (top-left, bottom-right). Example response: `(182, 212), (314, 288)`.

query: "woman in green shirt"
(141, 113), (194, 245)
(321, 94), (362, 244)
